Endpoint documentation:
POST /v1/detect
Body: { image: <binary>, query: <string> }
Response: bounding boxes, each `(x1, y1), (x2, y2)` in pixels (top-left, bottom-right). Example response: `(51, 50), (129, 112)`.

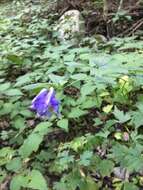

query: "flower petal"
(50, 96), (60, 115)
(31, 88), (49, 116)
(30, 87), (60, 118)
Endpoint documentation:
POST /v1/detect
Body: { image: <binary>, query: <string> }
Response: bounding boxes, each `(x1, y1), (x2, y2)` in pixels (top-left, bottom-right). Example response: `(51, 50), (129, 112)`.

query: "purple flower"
(30, 87), (60, 118)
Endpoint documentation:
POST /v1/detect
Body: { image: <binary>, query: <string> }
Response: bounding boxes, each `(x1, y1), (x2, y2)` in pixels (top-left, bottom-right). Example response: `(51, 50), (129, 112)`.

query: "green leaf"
(33, 122), (52, 135)
(103, 104), (113, 113)
(15, 74), (33, 87)
(80, 176), (99, 190)
(7, 54), (23, 64)
(113, 107), (131, 123)
(110, 143), (143, 172)
(6, 157), (22, 172)
(4, 89), (23, 96)
(10, 170), (48, 190)
(19, 122), (51, 158)
(12, 116), (26, 129)
(131, 111), (143, 128)
(0, 82), (11, 92)
(49, 74), (67, 85)
(54, 181), (67, 190)
(0, 147), (15, 166)
(0, 102), (14, 115)
(97, 160), (114, 177)
(68, 107), (87, 118)
(10, 175), (28, 190)
(79, 151), (93, 166)
(71, 73), (88, 80)
(0, 169), (7, 184)
(57, 119), (69, 132)
(19, 133), (43, 158)
(123, 182), (138, 190)
(27, 170), (48, 190)
(81, 83), (96, 96)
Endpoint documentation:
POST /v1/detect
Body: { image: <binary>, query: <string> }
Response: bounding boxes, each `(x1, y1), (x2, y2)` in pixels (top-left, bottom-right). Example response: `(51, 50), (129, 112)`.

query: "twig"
(128, 19), (143, 36)
(118, 18), (143, 37)
(118, 0), (124, 12)
(103, 0), (111, 38)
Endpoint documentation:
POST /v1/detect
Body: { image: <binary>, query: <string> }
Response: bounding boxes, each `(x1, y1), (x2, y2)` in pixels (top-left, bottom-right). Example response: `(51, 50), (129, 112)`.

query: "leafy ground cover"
(0, 1), (143, 190)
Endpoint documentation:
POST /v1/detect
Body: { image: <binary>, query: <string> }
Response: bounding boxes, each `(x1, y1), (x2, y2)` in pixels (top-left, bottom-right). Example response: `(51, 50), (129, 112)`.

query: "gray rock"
(113, 167), (130, 180)
(54, 10), (85, 43)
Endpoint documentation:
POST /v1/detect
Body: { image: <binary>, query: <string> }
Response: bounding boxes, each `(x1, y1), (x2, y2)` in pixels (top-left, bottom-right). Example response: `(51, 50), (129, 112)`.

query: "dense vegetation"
(0, 1), (143, 190)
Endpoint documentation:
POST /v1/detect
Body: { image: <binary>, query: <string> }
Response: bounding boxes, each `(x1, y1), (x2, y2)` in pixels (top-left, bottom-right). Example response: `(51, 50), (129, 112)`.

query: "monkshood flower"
(30, 87), (60, 118)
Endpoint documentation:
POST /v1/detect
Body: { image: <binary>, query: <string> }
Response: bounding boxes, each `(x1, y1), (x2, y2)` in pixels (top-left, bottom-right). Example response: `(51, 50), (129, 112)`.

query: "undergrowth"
(0, 1), (143, 190)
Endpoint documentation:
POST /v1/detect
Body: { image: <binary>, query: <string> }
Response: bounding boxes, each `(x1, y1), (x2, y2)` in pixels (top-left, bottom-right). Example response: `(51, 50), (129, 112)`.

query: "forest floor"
(0, 1), (143, 190)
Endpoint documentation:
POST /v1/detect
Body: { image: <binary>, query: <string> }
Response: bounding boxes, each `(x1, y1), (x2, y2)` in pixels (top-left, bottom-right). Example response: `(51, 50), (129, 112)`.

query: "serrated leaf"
(79, 151), (93, 166)
(113, 107), (131, 123)
(97, 159), (114, 176)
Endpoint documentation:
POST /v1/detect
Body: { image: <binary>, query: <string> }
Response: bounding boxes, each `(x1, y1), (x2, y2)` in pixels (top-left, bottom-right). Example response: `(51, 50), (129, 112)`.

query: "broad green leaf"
(57, 119), (69, 132)
(22, 83), (49, 91)
(49, 74), (67, 85)
(6, 157), (22, 172)
(79, 151), (93, 166)
(131, 111), (143, 128)
(15, 74), (33, 87)
(19, 133), (43, 158)
(110, 143), (143, 172)
(81, 98), (99, 109)
(0, 82), (11, 92)
(19, 122), (51, 158)
(10, 175), (28, 190)
(123, 182), (138, 190)
(53, 181), (67, 190)
(0, 102), (13, 115)
(81, 83), (96, 96)
(33, 122), (52, 135)
(0, 169), (7, 184)
(97, 160), (114, 176)
(80, 176), (99, 190)
(113, 107), (131, 123)
(10, 170), (48, 190)
(70, 73), (88, 80)
(79, 53), (91, 60)
(12, 116), (26, 129)
(68, 107), (87, 118)
(7, 54), (23, 64)
(27, 170), (48, 190)
(4, 89), (23, 96)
